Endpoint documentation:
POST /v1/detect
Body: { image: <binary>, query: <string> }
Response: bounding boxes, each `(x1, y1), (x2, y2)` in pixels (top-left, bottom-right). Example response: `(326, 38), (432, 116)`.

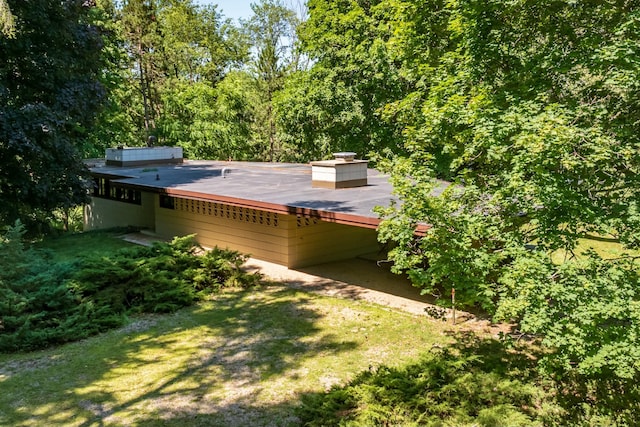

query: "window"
(93, 176), (141, 205)
(159, 195), (175, 209)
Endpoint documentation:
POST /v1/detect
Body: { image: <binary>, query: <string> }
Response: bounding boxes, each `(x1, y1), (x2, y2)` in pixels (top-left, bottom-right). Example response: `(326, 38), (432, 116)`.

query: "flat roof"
(88, 160), (403, 228)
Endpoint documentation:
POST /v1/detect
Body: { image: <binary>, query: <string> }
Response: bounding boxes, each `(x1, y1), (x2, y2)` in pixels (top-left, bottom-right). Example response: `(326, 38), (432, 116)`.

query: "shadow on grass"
(0, 286), (357, 427)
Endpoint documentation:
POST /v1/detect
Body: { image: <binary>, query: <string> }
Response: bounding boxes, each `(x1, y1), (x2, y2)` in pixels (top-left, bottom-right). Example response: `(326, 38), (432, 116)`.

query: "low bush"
(0, 223), (258, 352)
(297, 334), (554, 427)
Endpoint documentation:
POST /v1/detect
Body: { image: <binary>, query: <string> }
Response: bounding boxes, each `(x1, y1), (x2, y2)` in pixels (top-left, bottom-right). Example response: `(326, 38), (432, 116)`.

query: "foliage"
(161, 71), (258, 160)
(499, 251), (640, 380)
(0, 0), (107, 229)
(99, 0), (249, 149)
(275, 0), (410, 163)
(0, 228), (258, 352)
(83, 0), (145, 157)
(377, 0), (640, 381)
(298, 333), (553, 427)
(243, 0), (302, 161)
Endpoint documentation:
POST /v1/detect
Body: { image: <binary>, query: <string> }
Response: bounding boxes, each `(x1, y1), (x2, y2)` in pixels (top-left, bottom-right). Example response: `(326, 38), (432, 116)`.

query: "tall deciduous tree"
(116, 0), (248, 148)
(121, 0), (162, 140)
(276, 0), (409, 162)
(0, 0), (106, 228)
(377, 0), (640, 384)
(162, 70), (257, 160)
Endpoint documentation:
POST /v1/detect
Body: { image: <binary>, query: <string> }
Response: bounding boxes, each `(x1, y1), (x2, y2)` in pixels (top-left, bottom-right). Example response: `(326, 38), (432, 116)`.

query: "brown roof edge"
(109, 183), (426, 233)
(161, 188), (382, 230)
(414, 223), (431, 236)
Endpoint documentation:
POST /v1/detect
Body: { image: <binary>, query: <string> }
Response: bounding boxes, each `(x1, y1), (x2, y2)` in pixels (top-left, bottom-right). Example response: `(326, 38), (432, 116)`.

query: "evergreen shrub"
(0, 225), (258, 352)
(297, 336), (551, 427)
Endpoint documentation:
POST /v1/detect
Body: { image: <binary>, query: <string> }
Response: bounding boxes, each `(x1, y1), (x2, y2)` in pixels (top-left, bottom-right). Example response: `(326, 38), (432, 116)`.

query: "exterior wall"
(84, 192), (156, 231)
(86, 191), (381, 268)
(155, 198), (293, 266)
(288, 217), (381, 268)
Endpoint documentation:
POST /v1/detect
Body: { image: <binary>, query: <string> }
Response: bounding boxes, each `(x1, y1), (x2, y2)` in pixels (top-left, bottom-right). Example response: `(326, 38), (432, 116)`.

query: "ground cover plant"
(2, 228), (636, 426)
(0, 224), (257, 352)
(0, 285), (447, 426)
(298, 333), (550, 427)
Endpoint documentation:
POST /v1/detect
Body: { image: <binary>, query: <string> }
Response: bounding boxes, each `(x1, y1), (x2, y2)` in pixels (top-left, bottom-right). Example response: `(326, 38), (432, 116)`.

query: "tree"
(117, 0), (249, 149)
(244, 0), (300, 161)
(121, 0), (163, 140)
(377, 0), (640, 384)
(276, 0), (410, 163)
(83, 0), (144, 157)
(162, 71), (257, 160)
(0, 0), (106, 228)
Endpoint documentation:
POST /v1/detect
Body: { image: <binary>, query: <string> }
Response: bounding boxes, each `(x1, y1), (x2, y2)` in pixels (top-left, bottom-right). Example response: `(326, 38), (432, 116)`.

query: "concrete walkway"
(121, 232), (471, 322)
(244, 256), (464, 320)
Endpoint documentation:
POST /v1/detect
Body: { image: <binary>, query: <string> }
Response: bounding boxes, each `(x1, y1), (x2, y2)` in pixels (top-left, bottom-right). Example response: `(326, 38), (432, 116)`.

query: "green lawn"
(551, 233), (636, 264)
(3, 230), (624, 426)
(0, 286), (451, 426)
(33, 229), (136, 263)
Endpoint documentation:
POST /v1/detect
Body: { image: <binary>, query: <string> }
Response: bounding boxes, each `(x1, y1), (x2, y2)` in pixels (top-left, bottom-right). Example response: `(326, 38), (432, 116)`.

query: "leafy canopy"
(0, 0), (107, 228)
(375, 0), (640, 381)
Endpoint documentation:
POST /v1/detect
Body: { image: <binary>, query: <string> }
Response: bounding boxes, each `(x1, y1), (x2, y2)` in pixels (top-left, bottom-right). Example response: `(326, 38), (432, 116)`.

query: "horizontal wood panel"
(290, 221), (380, 268)
(158, 224), (288, 264)
(156, 208), (291, 263)
(84, 197), (154, 231)
(157, 209), (291, 240)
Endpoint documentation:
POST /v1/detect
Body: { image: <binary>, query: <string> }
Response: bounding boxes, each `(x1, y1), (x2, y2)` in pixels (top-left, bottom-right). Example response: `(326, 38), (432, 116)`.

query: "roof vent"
(310, 152), (368, 189)
(333, 152), (356, 162)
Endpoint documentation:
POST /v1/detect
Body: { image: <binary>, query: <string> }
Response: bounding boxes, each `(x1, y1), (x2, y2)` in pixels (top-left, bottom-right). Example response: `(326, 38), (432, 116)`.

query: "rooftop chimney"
(105, 146), (183, 167)
(310, 152), (368, 189)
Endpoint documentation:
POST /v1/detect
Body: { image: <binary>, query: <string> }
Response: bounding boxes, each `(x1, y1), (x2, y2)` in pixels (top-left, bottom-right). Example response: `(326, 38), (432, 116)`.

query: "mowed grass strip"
(0, 285), (449, 426)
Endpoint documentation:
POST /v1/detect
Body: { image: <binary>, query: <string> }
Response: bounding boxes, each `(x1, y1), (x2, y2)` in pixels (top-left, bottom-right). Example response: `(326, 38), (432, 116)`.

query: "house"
(84, 147), (400, 268)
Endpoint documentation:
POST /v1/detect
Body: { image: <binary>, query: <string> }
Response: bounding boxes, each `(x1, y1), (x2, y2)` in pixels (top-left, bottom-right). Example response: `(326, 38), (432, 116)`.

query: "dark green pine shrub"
(297, 337), (551, 427)
(0, 221), (96, 352)
(0, 226), (259, 352)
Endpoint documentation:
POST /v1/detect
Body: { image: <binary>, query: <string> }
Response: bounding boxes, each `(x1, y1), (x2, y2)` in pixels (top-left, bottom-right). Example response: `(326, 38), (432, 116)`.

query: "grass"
(0, 286), (451, 426)
(3, 230), (628, 426)
(551, 233), (637, 264)
(33, 228), (136, 263)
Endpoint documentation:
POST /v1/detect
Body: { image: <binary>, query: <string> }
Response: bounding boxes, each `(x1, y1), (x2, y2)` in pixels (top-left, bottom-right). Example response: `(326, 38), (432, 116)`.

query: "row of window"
(93, 181), (320, 229)
(93, 177), (141, 205)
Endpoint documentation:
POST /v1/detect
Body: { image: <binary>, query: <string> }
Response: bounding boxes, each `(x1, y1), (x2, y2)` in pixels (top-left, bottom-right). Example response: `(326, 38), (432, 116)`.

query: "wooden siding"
(155, 198), (293, 265)
(86, 191), (382, 268)
(84, 193), (155, 231)
(289, 217), (381, 268)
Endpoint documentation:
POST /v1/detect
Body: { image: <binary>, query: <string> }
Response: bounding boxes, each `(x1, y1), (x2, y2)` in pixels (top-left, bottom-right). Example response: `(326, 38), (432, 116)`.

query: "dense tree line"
(0, 0), (106, 229)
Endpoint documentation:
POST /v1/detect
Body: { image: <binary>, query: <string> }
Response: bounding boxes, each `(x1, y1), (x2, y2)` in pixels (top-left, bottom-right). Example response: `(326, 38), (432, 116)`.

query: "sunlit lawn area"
(550, 233), (635, 264)
(0, 284), (452, 426)
(33, 229), (137, 263)
(7, 230), (628, 426)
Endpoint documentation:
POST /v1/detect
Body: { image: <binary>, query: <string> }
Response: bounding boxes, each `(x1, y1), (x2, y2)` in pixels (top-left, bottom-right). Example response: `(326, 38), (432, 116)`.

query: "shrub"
(0, 230), (259, 352)
(297, 336), (550, 427)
